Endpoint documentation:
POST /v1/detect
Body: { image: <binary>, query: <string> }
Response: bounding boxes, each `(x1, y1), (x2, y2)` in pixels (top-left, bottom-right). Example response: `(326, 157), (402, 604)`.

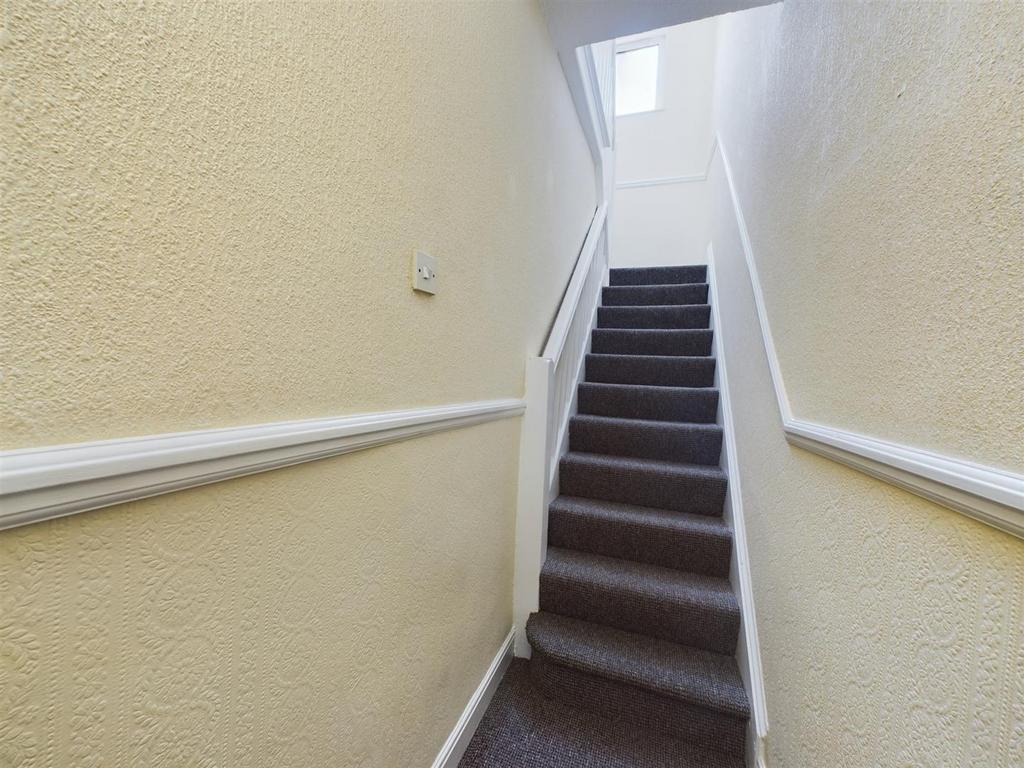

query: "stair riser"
(547, 505), (732, 578)
(540, 570), (739, 654)
(602, 284), (709, 306)
(609, 266), (708, 286)
(598, 305), (711, 330)
(586, 355), (716, 388)
(577, 384), (719, 423)
(559, 457), (726, 516)
(529, 653), (747, 757)
(590, 329), (712, 356)
(569, 419), (723, 465)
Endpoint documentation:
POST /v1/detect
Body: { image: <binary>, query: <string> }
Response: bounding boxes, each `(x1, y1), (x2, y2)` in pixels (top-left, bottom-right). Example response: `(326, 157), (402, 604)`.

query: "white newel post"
(512, 356), (554, 657)
(510, 38), (613, 659)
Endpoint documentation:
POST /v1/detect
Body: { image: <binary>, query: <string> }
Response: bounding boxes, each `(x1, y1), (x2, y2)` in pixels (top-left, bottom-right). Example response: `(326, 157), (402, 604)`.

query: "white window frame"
(615, 35), (665, 117)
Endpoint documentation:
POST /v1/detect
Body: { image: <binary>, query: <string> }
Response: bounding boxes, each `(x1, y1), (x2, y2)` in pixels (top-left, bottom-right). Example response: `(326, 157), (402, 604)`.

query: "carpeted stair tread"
(602, 283), (709, 306)
(569, 414), (723, 465)
(458, 659), (745, 768)
(467, 262), (750, 762)
(598, 304), (711, 330)
(547, 496), (732, 577)
(577, 382), (719, 424)
(539, 547), (740, 654)
(591, 328), (713, 357)
(526, 612), (750, 719)
(586, 354), (716, 388)
(610, 265), (707, 286)
(559, 451), (727, 516)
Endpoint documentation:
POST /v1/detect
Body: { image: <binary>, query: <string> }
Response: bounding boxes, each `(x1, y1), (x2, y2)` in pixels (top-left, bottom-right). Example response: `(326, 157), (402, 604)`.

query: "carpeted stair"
(461, 265), (748, 768)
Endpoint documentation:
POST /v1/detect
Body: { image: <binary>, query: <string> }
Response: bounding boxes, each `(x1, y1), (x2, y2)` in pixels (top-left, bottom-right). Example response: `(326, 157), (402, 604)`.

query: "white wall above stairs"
(611, 18), (719, 267)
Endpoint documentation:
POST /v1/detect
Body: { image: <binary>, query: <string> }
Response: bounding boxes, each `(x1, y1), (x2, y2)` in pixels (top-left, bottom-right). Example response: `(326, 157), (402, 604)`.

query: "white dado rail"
(0, 399), (525, 531)
(713, 135), (1024, 539)
(513, 201), (609, 657)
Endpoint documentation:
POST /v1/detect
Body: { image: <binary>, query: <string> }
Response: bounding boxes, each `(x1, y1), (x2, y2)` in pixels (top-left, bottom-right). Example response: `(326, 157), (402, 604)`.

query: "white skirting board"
(431, 628), (515, 768)
(710, 133), (1024, 540)
(707, 247), (770, 768)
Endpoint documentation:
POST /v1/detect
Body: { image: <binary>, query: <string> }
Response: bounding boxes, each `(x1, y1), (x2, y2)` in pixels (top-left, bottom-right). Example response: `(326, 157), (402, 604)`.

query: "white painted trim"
(513, 36), (614, 657)
(711, 133), (1024, 539)
(713, 135), (791, 422)
(615, 34), (665, 54)
(707, 246), (770, 765)
(542, 201), (608, 362)
(755, 739), (768, 768)
(515, 208), (610, 657)
(589, 39), (616, 149)
(545, 260), (608, 496)
(513, 358), (554, 658)
(580, 44), (612, 150)
(431, 627), (514, 768)
(0, 399), (525, 531)
(615, 106), (665, 119)
(786, 422), (1024, 539)
(616, 173), (706, 189)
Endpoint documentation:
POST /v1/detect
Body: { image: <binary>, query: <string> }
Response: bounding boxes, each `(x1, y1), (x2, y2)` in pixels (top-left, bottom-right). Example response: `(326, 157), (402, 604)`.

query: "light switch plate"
(412, 250), (438, 295)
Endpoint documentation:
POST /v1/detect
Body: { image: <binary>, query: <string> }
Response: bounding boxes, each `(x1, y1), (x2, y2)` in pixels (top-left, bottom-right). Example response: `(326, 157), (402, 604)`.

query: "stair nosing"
(550, 495), (732, 537)
(539, 546), (740, 656)
(599, 303), (712, 310)
(608, 283), (708, 288)
(604, 282), (710, 289)
(578, 381), (720, 395)
(570, 413), (723, 432)
(591, 328), (712, 335)
(543, 546), (737, 604)
(527, 611), (750, 719)
(587, 353), (715, 361)
(562, 450), (727, 478)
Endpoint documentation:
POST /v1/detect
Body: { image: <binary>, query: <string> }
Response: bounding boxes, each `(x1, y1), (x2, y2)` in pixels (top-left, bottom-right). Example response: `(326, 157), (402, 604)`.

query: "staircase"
(461, 265), (749, 768)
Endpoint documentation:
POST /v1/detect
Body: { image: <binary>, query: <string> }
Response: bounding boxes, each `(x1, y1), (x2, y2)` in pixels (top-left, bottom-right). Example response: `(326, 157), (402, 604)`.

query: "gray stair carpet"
(460, 265), (749, 767)
(459, 660), (744, 768)
(586, 353), (716, 387)
(602, 283), (708, 306)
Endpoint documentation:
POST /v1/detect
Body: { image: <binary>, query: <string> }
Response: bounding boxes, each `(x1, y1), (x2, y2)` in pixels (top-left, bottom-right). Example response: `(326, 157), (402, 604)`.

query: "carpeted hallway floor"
(459, 266), (748, 767)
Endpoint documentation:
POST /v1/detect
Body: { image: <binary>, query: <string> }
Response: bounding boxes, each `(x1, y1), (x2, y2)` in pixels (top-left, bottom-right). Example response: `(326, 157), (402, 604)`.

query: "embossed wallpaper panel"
(711, 1), (1024, 472)
(709, 145), (1024, 767)
(0, 0), (595, 449)
(708, 7), (1024, 759)
(1, 419), (519, 767)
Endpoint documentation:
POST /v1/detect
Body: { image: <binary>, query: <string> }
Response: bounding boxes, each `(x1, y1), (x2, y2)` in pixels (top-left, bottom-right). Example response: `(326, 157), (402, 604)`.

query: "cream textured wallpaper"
(1, 420), (520, 767)
(0, 0), (596, 449)
(0, 1), (597, 766)
(708, 2), (1024, 765)
(712, 0), (1023, 472)
(711, 153), (1024, 767)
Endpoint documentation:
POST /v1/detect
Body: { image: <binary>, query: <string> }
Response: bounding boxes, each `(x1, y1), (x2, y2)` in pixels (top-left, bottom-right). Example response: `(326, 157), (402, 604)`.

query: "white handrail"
(542, 202), (608, 362)
(590, 40), (615, 146)
(514, 202), (610, 656)
(513, 40), (615, 658)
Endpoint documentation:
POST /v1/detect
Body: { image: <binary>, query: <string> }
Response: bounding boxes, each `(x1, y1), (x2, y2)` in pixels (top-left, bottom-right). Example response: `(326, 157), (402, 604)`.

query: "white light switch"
(412, 250), (438, 295)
